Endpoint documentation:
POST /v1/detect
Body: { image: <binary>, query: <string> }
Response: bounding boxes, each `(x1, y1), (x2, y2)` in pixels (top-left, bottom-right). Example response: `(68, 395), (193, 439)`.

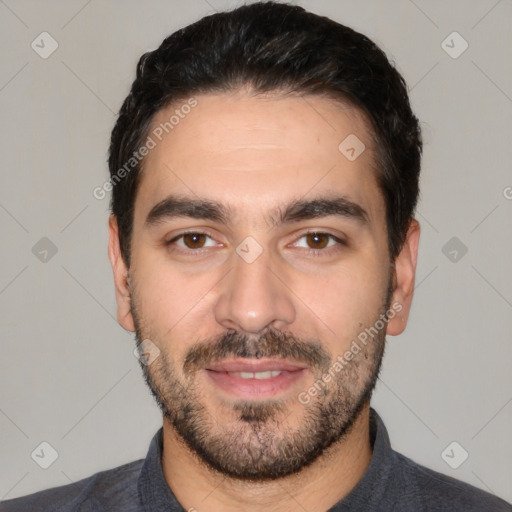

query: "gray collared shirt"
(1, 408), (510, 511)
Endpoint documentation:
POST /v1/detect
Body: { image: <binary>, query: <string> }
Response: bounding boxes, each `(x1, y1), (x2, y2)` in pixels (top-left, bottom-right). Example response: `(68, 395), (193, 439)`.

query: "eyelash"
(165, 230), (346, 257)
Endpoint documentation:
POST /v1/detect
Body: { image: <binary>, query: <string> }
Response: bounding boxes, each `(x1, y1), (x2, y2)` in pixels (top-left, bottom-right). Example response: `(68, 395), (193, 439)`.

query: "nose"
(213, 246), (296, 334)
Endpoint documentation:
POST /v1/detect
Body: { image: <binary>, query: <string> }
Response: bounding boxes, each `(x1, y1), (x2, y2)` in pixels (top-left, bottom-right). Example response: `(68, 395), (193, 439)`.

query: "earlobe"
(386, 219), (420, 336)
(108, 215), (136, 332)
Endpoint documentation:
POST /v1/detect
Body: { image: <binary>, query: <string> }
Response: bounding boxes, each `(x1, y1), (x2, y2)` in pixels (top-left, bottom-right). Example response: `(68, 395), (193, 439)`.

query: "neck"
(161, 404), (373, 512)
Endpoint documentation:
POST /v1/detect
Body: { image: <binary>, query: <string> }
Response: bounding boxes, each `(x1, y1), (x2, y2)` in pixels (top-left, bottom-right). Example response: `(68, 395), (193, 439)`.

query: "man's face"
(111, 91), (405, 479)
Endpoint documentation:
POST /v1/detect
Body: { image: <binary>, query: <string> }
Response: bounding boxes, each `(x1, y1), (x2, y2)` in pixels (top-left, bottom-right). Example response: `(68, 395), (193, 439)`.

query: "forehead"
(135, 91), (384, 228)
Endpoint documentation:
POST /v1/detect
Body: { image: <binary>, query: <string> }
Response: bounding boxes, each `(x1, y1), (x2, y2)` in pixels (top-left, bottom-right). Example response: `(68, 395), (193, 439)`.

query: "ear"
(386, 219), (420, 336)
(108, 215), (135, 332)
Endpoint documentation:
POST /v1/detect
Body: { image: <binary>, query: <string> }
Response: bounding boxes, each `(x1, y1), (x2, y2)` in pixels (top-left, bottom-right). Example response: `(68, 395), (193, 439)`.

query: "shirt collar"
(328, 408), (401, 511)
(137, 426), (182, 511)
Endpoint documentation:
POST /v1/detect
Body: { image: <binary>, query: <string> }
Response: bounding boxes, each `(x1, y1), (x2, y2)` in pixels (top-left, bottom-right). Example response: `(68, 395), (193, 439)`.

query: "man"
(2, 2), (510, 511)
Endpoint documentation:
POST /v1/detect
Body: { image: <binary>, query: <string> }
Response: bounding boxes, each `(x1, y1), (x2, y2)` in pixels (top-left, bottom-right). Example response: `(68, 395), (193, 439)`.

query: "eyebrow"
(145, 195), (230, 226)
(279, 196), (369, 226)
(144, 194), (369, 229)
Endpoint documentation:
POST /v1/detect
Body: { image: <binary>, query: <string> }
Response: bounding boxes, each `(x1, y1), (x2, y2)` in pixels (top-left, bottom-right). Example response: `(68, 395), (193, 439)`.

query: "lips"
(206, 358), (307, 373)
(204, 358), (308, 398)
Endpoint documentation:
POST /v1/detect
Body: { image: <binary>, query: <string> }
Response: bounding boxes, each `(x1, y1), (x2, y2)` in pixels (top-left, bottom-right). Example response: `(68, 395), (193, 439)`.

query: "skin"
(108, 89), (420, 511)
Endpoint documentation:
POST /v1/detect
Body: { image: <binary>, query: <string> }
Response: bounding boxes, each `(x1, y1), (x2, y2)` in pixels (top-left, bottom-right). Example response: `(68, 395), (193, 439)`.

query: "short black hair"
(108, 1), (422, 267)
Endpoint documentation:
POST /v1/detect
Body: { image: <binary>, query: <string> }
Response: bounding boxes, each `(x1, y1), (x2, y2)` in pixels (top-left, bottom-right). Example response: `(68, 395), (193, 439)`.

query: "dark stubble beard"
(131, 279), (392, 481)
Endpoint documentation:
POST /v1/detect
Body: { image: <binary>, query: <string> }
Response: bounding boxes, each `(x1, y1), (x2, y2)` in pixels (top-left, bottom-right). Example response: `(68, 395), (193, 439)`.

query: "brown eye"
(182, 233), (207, 248)
(166, 231), (219, 253)
(306, 232), (330, 249)
(292, 232), (345, 254)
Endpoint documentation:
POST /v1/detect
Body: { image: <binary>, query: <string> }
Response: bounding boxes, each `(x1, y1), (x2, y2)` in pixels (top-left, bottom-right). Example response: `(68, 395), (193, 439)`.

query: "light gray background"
(1, 0), (511, 504)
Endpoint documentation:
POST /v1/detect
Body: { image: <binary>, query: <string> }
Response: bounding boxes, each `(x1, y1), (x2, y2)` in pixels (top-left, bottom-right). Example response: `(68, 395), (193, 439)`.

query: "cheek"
(132, 258), (219, 346)
(292, 262), (388, 337)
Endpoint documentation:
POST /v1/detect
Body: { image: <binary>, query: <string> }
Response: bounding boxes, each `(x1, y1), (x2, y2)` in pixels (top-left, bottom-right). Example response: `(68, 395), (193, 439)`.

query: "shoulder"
(0, 459), (144, 512)
(394, 451), (512, 511)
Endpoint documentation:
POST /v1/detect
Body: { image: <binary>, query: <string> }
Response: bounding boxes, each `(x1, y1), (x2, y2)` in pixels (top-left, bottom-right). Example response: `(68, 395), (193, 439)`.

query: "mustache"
(183, 327), (331, 374)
